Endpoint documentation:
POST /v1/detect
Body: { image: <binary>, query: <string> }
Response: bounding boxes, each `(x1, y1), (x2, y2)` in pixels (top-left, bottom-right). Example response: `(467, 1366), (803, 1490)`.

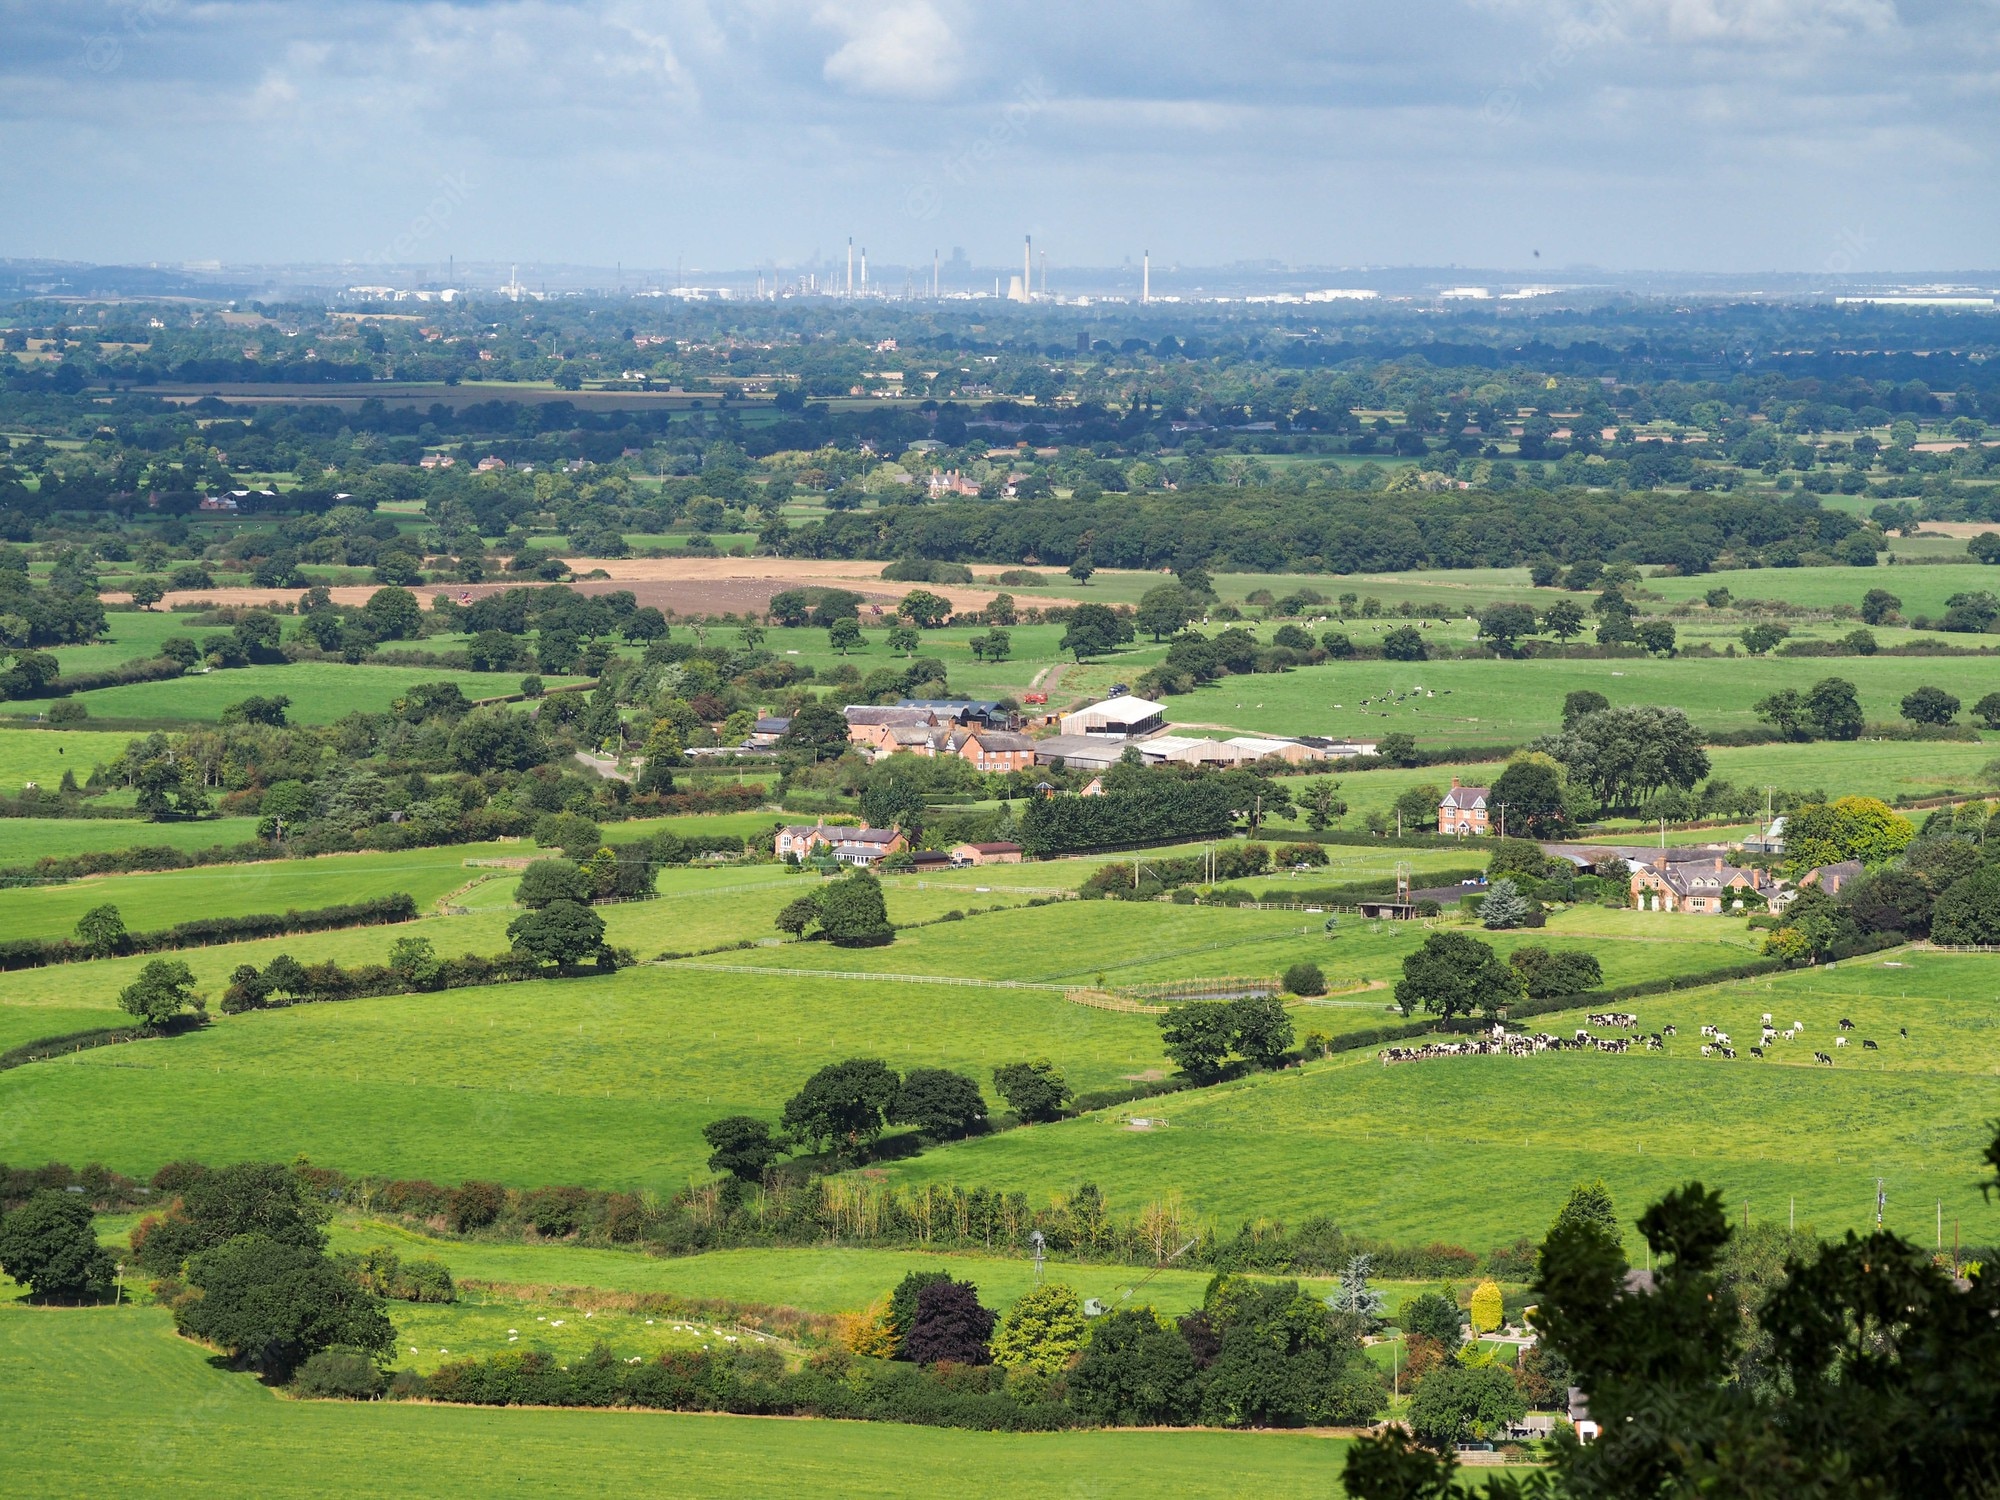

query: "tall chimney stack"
(1142, 249), (1150, 305)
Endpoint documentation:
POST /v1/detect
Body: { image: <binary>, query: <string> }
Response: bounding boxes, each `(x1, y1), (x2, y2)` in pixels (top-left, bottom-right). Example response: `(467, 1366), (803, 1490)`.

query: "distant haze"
(2, 1), (1996, 272)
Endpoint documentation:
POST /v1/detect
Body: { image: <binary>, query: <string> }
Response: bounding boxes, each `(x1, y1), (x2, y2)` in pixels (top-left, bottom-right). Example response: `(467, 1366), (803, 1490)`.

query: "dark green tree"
(0, 1191), (116, 1301)
(1381, 626), (1427, 661)
(177, 1234), (394, 1379)
(74, 903), (128, 958)
(1803, 676), (1865, 740)
(780, 1057), (900, 1159)
(515, 858), (592, 909)
(1228, 993), (1295, 1066)
(118, 958), (202, 1029)
(1067, 1309), (1201, 1425)
(1901, 685), (1961, 725)
(991, 1060), (1071, 1122)
(701, 1116), (785, 1182)
(1394, 931), (1523, 1022)
(1487, 759), (1569, 838)
(815, 870), (892, 946)
(1061, 602), (1133, 660)
(505, 900), (608, 967)
(1159, 1000), (1236, 1082)
(890, 1067), (986, 1139)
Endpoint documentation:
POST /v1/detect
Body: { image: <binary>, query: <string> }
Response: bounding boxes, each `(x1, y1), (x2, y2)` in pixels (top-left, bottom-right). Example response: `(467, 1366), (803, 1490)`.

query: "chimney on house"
(1450, 777), (1461, 789)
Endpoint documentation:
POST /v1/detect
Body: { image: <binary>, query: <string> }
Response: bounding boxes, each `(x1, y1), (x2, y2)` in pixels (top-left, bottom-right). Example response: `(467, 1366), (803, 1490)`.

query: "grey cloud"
(0, 0), (1994, 270)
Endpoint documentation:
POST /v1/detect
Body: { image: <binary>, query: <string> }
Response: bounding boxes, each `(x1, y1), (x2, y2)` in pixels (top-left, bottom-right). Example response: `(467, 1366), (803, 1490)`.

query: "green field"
(0, 891), (1780, 1217)
(0, 815), (263, 865)
(0, 1306), (1352, 1499)
(879, 948), (2000, 1251)
(1, 663), (580, 726)
(0, 728), (138, 792)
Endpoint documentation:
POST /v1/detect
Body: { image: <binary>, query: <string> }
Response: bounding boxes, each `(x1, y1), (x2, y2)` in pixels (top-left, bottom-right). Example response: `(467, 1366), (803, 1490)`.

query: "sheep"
(1862, 1039), (1879, 1050)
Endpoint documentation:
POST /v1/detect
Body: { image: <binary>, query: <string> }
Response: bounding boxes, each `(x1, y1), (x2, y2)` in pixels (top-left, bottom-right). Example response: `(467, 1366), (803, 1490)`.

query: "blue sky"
(2, 0), (1995, 272)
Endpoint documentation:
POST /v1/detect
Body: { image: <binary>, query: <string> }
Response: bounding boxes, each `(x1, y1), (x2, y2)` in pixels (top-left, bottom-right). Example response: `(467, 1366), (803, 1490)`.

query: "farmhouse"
(949, 727), (1038, 772)
(825, 827), (909, 866)
(1799, 859), (1864, 896)
(1059, 695), (1169, 738)
(745, 715), (791, 747)
(898, 698), (1009, 728)
(1438, 779), (1492, 836)
(1630, 856), (1775, 914)
(773, 820), (833, 859)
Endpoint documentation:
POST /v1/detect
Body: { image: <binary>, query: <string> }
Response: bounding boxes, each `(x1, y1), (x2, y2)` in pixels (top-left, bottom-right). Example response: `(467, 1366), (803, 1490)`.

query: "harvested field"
(107, 556), (1093, 616)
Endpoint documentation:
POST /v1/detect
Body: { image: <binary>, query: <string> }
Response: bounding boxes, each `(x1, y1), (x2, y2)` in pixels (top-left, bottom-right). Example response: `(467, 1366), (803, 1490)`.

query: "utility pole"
(1496, 802), (1509, 840)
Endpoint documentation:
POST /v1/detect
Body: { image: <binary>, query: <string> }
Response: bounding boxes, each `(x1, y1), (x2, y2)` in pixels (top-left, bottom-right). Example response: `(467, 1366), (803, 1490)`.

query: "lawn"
(0, 1306), (1353, 1499)
(0, 663), (582, 726)
(878, 949), (2000, 1252)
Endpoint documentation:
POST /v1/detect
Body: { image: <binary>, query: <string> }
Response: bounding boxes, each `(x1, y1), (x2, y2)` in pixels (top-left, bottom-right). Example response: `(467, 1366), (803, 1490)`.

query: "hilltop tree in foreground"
(1344, 1129), (2000, 1499)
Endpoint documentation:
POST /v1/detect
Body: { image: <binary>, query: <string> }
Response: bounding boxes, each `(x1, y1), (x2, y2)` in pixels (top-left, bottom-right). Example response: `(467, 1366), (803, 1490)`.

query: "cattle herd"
(1379, 1006), (1891, 1067)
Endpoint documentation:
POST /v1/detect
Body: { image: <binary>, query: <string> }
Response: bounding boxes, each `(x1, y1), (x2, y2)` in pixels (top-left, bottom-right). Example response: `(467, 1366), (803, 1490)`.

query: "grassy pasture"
(0, 1307), (1351, 1499)
(0, 816), (263, 864)
(0, 890), (1773, 1211)
(0, 728), (137, 791)
(313, 1222), (1332, 1318)
(0, 842), (493, 941)
(880, 948), (2000, 1251)
(1161, 652), (2000, 746)
(0, 664), (580, 726)
(0, 961), (1168, 1192)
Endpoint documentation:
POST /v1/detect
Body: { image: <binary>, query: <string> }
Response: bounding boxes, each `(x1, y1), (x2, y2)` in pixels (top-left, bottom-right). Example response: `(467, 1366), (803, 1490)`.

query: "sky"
(2, 0), (1997, 275)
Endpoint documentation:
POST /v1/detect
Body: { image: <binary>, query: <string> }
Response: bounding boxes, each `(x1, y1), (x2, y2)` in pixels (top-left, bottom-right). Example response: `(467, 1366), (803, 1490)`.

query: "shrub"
(1469, 1279), (1504, 1333)
(294, 1345), (387, 1399)
(448, 1180), (507, 1232)
(1283, 961), (1327, 996)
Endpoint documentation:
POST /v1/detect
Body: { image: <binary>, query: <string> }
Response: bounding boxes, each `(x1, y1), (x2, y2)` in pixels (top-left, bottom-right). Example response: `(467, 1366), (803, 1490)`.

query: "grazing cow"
(1720, 1047), (1737, 1059)
(1814, 1051), (1833, 1066)
(1900, 1027), (1909, 1038)
(1663, 1024), (1677, 1037)
(1750, 1046), (1765, 1059)
(1835, 1036), (1847, 1047)
(1762, 1012), (1773, 1025)
(1794, 1022), (1805, 1032)
(1839, 1019), (1854, 1031)
(1862, 1039), (1879, 1051)
(1701, 1044), (1713, 1056)
(1701, 1024), (1716, 1038)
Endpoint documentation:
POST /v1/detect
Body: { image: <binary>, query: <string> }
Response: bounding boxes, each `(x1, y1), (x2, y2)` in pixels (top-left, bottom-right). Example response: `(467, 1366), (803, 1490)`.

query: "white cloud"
(817, 1), (963, 100)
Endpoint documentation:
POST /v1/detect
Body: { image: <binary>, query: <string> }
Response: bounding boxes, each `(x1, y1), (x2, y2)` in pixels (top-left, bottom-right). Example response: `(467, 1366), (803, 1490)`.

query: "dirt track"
(102, 556), (1089, 616)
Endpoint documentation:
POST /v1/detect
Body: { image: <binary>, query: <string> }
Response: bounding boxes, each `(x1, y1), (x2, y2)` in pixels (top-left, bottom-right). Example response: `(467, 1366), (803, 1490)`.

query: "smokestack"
(1024, 235), (1031, 302)
(1142, 250), (1150, 305)
(933, 248), (939, 299)
(847, 237), (853, 297)
(861, 247), (868, 291)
